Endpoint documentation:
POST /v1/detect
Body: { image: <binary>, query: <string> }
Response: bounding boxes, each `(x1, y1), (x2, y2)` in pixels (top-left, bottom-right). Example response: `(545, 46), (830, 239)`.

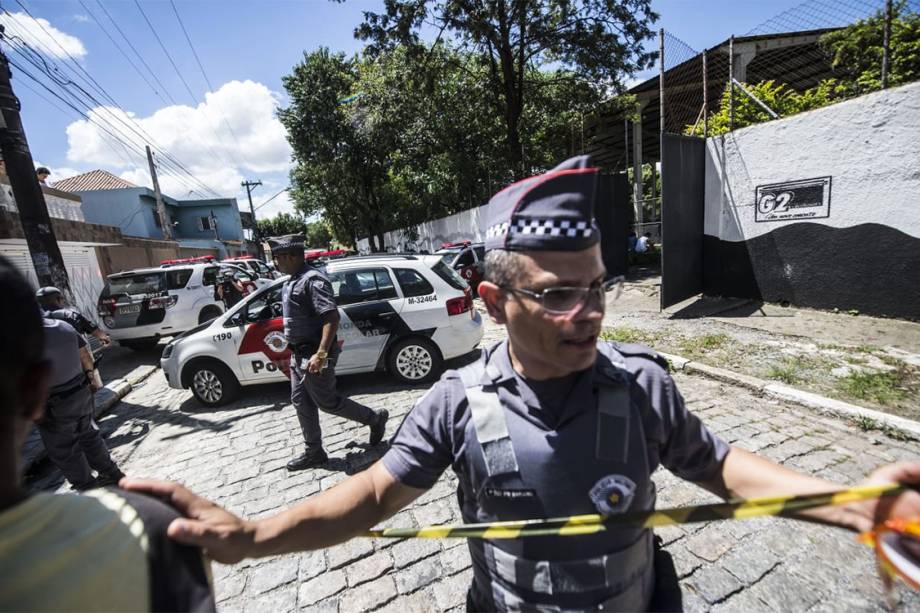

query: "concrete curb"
(657, 351), (920, 441)
(23, 365), (161, 473)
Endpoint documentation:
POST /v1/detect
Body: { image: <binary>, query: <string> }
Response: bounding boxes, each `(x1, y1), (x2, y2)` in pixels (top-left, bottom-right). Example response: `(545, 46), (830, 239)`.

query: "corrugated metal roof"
(53, 169), (138, 192)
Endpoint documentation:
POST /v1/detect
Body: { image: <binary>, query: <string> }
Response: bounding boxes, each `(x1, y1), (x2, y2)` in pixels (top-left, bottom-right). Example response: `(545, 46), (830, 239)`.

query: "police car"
(161, 254), (484, 406)
(97, 260), (272, 350)
(436, 241), (485, 294)
(221, 255), (281, 279)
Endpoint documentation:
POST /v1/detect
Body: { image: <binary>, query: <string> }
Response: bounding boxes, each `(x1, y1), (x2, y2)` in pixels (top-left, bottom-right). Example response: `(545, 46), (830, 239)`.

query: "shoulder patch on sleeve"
(611, 342), (671, 372)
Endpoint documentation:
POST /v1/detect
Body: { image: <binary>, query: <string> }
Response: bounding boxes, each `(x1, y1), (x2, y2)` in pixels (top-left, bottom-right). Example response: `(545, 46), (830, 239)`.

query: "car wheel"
(187, 360), (240, 407)
(121, 338), (158, 351)
(388, 337), (443, 384)
(198, 305), (222, 324)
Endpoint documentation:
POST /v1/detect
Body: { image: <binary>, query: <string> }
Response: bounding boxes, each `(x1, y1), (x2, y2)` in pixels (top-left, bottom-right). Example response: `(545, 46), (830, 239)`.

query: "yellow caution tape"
(366, 483), (910, 539)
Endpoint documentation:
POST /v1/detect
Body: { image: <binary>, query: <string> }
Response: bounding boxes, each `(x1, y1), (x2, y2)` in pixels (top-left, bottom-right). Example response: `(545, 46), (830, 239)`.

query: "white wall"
(0, 240), (105, 322)
(705, 80), (920, 242)
(357, 203), (488, 253)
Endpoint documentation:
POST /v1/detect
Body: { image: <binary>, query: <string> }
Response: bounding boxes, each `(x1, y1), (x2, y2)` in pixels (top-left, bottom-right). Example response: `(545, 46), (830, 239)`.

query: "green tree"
(819, 2), (920, 96)
(279, 48), (399, 251)
(356, 0), (658, 177)
(256, 212), (308, 238)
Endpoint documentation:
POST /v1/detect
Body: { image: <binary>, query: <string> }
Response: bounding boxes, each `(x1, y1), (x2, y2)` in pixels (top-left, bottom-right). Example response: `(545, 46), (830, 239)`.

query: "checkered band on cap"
(512, 218), (593, 238)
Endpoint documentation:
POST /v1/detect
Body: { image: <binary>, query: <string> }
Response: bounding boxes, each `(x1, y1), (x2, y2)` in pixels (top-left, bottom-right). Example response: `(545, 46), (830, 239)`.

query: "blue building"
(54, 170), (248, 258)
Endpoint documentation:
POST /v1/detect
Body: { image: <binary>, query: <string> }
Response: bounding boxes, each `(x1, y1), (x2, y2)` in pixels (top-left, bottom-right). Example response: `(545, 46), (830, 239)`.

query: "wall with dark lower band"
(703, 81), (920, 319)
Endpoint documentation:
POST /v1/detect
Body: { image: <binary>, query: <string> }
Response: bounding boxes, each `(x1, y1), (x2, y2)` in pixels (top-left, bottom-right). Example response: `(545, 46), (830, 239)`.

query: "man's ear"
(18, 361), (51, 423)
(477, 282), (507, 325)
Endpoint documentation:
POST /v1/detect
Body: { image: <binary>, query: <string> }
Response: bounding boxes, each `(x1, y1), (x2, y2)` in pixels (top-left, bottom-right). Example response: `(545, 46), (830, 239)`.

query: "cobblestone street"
(31, 313), (920, 612)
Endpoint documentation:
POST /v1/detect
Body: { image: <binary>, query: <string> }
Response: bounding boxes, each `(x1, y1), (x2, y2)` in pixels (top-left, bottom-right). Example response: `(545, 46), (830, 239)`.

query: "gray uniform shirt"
(383, 339), (729, 490)
(282, 263), (338, 349)
(43, 318), (87, 392)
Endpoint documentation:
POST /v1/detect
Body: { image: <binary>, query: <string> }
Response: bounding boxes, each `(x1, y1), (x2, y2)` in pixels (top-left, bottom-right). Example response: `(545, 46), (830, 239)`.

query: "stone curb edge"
(25, 365), (161, 472)
(657, 351), (920, 441)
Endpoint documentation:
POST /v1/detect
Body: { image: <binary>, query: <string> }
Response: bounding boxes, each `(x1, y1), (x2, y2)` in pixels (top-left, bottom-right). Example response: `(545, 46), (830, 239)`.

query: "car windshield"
(102, 272), (165, 297)
(430, 259), (468, 291)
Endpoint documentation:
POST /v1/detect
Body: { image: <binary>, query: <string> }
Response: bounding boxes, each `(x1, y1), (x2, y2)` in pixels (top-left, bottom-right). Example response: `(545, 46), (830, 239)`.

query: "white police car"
(97, 261), (272, 351)
(161, 254), (484, 406)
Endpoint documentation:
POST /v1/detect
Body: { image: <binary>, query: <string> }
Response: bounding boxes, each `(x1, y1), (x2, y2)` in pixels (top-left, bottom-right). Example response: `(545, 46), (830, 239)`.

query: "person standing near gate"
(268, 235), (388, 471)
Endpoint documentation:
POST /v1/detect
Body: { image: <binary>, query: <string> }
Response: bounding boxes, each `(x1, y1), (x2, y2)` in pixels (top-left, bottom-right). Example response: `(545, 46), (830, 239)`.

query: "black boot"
(369, 410), (389, 446)
(287, 447), (328, 471)
(92, 469), (126, 489)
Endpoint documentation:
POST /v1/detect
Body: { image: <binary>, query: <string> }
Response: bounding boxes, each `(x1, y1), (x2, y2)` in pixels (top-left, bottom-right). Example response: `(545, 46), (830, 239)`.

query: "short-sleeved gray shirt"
(43, 318), (87, 391)
(282, 263), (338, 348)
(382, 339), (729, 491)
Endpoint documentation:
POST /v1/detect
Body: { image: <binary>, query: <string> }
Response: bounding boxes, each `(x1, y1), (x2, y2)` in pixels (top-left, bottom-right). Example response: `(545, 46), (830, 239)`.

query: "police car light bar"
(441, 240), (471, 249)
(160, 255), (216, 266)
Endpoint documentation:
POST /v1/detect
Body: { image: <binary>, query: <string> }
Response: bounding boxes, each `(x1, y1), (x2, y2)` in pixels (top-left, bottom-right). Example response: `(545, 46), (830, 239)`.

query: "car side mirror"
(225, 312), (244, 327)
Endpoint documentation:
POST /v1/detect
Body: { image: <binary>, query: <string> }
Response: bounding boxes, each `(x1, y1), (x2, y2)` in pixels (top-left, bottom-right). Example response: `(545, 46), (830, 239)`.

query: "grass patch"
(837, 370), (907, 406)
(767, 360), (802, 384)
(850, 415), (914, 442)
(852, 415), (880, 431)
(854, 344), (880, 354)
(676, 333), (731, 358)
(600, 327), (661, 346)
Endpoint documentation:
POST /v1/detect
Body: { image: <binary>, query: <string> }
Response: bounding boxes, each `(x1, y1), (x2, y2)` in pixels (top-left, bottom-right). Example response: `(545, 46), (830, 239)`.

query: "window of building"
(198, 216), (215, 231)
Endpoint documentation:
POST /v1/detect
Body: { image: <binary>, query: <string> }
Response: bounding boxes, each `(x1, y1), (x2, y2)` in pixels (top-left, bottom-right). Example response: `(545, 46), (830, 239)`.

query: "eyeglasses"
(503, 276), (624, 315)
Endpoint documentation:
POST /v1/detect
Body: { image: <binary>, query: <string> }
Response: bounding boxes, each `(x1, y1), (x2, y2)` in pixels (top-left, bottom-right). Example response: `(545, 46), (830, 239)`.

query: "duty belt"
(49, 375), (89, 402)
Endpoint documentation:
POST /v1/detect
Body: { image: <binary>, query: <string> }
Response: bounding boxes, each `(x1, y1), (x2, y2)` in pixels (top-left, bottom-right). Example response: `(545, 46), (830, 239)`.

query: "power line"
(4, 34), (219, 196)
(132, 0), (198, 105)
(255, 187), (289, 211)
(168, 0), (246, 169)
(76, 0), (171, 107)
(92, 0), (178, 106)
(132, 0), (238, 171)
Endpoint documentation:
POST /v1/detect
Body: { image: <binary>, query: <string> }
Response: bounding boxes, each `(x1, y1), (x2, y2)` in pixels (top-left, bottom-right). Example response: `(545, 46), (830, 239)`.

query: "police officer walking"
(36, 286), (111, 347)
(39, 313), (124, 490)
(125, 158), (920, 610)
(268, 235), (388, 471)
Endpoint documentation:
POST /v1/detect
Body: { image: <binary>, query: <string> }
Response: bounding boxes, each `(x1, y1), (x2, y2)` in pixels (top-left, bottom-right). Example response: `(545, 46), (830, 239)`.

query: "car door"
(233, 285), (290, 382)
(328, 267), (401, 373)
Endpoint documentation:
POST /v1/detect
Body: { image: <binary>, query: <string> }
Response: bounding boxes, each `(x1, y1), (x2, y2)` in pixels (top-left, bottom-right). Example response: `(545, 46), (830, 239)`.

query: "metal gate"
(660, 133), (706, 309)
(596, 172), (631, 279)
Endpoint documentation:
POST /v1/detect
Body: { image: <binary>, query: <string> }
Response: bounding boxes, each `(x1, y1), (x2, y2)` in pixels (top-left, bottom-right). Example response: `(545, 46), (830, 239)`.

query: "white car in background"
(97, 262), (272, 350)
(161, 254), (484, 406)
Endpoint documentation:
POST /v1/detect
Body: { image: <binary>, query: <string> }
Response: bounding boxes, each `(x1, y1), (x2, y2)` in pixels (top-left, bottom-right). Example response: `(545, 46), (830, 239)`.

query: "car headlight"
(161, 343), (174, 359)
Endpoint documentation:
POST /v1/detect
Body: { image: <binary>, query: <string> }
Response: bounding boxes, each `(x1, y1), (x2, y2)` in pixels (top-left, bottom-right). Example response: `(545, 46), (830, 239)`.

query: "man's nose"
(568, 289), (605, 322)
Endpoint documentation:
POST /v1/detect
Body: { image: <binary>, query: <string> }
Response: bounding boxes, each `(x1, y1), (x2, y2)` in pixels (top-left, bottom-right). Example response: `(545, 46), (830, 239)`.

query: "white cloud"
(0, 11), (87, 59)
(73, 14), (90, 23)
(64, 80), (293, 203)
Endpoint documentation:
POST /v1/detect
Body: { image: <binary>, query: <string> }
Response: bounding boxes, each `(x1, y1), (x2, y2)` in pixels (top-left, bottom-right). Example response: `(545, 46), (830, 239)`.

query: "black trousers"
(38, 386), (120, 488)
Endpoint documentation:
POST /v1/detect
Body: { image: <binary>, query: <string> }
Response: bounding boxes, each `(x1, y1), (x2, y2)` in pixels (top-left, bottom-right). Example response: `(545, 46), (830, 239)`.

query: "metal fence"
(660, 0), (919, 139)
(584, 0), (918, 232)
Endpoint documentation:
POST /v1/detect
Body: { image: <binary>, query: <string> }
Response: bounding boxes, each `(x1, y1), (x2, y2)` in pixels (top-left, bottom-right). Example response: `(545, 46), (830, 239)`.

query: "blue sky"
(6, 0), (805, 218)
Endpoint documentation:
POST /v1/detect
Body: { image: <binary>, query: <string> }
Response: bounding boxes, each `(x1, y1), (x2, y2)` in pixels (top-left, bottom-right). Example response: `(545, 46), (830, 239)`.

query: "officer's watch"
(316, 349), (329, 359)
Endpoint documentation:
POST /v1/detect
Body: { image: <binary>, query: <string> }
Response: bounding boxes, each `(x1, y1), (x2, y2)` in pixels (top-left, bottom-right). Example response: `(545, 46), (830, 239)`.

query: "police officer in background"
(39, 309), (124, 490)
(36, 286), (111, 347)
(268, 235), (388, 471)
(124, 158), (920, 610)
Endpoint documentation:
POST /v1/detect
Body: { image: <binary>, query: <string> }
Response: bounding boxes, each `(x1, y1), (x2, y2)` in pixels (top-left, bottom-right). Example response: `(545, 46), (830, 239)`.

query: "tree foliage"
(256, 213), (332, 250)
(280, 44), (605, 249)
(356, 0), (658, 176)
(685, 5), (919, 137)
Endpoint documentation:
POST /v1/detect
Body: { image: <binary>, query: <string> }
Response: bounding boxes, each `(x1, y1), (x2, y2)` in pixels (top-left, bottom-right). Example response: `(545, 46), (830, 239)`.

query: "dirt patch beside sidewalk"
(603, 277), (920, 426)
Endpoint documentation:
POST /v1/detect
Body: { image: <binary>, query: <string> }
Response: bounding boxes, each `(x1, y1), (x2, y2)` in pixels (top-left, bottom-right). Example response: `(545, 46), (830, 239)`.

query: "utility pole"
(146, 145), (172, 240)
(881, 0), (892, 89)
(241, 179), (263, 259)
(0, 27), (70, 291)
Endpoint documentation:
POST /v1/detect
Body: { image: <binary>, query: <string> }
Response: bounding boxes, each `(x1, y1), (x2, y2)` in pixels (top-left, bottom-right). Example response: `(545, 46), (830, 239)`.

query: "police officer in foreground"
(39, 306), (125, 490)
(267, 235), (388, 471)
(36, 286), (112, 347)
(124, 158), (920, 610)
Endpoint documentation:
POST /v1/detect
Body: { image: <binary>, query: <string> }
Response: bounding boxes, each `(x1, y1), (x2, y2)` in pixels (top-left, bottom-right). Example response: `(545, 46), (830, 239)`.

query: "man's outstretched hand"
(840, 461), (920, 534)
(120, 478), (256, 564)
